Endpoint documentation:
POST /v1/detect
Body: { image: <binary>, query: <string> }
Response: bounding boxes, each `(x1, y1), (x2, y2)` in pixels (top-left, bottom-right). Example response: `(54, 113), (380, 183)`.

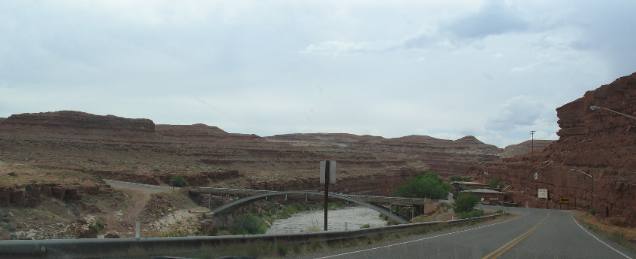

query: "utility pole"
(530, 130), (536, 154)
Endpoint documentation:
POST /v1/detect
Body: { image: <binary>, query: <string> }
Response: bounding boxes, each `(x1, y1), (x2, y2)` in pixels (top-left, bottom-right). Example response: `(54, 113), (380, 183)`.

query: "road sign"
(538, 188), (548, 199)
(320, 160), (336, 184)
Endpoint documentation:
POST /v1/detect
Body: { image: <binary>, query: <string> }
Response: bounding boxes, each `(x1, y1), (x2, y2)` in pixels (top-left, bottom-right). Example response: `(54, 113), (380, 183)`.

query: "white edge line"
(571, 215), (633, 259)
(313, 216), (516, 259)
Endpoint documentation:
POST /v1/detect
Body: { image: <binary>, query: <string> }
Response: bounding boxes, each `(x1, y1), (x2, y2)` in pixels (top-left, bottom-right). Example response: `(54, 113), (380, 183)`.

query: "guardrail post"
(135, 221), (141, 239)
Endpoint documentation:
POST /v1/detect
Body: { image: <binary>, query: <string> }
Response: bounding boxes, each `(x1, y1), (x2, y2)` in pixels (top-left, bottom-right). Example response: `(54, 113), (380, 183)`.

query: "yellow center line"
(482, 213), (550, 259)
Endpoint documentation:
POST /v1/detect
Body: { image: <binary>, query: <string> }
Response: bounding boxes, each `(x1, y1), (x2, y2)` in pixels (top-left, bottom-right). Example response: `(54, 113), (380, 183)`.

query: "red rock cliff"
(1, 111), (155, 134)
(472, 72), (636, 226)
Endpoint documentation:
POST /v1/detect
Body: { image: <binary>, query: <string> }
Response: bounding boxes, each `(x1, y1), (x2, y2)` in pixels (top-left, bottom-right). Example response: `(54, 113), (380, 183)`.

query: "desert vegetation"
(394, 172), (450, 199)
(453, 193), (483, 219)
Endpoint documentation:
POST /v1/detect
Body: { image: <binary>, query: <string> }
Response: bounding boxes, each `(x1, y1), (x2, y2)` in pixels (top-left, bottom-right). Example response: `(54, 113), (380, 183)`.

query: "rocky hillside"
(2, 111), (154, 133)
(471, 72), (636, 226)
(500, 140), (554, 158)
(0, 110), (503, 200)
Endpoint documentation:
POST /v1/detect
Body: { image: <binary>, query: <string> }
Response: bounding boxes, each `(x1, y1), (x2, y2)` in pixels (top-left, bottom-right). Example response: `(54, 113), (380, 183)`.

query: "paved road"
(311, 207), (635, 259)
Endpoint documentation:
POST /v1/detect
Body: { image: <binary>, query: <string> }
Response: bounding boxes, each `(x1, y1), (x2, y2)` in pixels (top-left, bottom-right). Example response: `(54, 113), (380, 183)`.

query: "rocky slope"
(500, 140), (554, 158)
(471, 72), (636, 226)
(0, 110), (503, 201)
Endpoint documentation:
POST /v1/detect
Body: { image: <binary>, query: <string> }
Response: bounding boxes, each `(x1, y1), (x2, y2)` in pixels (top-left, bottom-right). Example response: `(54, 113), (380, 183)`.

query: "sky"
(0, 0), (635, 147)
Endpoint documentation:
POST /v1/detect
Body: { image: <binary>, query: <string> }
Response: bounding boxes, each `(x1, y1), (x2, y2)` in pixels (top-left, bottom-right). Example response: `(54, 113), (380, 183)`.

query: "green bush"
(459, 209), (484, 219)
(394, 172), (450, 199)
(449, 175), (471, 182)
(169, 175), (187, 187)
(453, 193), (479, 213)
(89, 221), (104, 233)
(488, 178), (502, 189)
(231, 214), (267, 234)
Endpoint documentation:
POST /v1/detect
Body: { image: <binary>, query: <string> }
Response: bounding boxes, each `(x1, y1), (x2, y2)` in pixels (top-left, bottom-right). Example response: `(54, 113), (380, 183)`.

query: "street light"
(569, 168), (594, 211)
(590, 105), (636, 121)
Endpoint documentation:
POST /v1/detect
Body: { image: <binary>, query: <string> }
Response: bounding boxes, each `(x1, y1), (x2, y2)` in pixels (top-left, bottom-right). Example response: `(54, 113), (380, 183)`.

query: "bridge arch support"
(207, 191), (409, 224)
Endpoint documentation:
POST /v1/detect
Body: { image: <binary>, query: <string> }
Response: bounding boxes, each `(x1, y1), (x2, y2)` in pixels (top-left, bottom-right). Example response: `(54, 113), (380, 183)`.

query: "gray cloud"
(445, 0), (529, 39)
(565, 0), (636, 76)
(0, 1), (633, 147)
(483, 96), (558, 145)
(401, 0), (531, 50)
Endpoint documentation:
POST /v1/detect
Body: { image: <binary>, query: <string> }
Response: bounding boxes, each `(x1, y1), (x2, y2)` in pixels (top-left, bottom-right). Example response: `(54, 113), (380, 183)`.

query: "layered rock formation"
(2, 111), (154, 133)
(0, 110), (502, 198)
(500, 140), (554, 158)
(472, 73), (636, 226)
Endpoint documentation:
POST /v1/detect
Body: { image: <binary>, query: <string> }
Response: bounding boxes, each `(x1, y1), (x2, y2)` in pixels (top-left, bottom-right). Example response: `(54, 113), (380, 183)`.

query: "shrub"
(231, 214), (267, 234)
(88, 219), (105, 233)
(361, 224), (371, 229)
(488, 178), (502, 189)
(449, 175), (471, 182)
(277, 245), (289, 256)
(394, 172), (450, 199)
(459, 209), (484, 219)
(453, 193), (479, 213)
(169, 175), (187, 187)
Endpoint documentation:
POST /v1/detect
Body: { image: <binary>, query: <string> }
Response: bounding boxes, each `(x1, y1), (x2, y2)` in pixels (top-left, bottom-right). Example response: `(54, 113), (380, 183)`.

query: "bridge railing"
(191, 187), (431, 205)
(0, 214), (502, 259)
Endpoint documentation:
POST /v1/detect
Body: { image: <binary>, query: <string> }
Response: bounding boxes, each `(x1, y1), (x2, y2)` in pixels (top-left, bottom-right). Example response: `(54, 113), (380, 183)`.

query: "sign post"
(320, 160), (336, 231)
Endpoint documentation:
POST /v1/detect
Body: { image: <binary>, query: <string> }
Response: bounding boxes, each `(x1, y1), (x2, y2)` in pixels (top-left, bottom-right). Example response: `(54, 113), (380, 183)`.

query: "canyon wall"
(472, 73), (636, 226)
(2, 111), (155, 133)
(0, 111), (502, 198)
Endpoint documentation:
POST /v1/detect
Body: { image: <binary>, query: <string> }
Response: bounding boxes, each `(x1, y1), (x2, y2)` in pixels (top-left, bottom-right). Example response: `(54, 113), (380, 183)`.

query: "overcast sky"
(1, 0), (635, 147)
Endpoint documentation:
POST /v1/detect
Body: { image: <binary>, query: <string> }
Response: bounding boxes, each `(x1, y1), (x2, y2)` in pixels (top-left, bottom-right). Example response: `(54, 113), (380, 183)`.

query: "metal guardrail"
(0, 214), (501, 259)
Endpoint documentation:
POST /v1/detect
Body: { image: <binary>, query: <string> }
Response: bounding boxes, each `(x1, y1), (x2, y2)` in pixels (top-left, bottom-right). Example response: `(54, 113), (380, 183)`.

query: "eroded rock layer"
(500, 140), (553, 158)
(472, 73), (636, 226)
(0, 111), (501, 197)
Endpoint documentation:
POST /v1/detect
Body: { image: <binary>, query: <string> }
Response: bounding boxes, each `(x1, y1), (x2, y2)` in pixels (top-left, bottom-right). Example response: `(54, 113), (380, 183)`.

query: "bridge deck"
(191, 187), (430, 206)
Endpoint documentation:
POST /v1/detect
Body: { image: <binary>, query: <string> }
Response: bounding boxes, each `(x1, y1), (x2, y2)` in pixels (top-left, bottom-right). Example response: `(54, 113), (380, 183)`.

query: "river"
(266, 206), (388, 234)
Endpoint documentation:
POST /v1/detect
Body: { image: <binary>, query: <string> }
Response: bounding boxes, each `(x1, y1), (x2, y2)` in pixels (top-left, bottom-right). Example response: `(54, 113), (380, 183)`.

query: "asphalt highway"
(311, 207), (635, 259)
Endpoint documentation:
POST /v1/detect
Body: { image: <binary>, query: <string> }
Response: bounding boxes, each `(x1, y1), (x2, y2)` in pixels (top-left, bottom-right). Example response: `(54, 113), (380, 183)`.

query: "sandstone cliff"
(2, 111), (155, 133)
(0, 110), (501, 199)
(472, 72), (636, 226)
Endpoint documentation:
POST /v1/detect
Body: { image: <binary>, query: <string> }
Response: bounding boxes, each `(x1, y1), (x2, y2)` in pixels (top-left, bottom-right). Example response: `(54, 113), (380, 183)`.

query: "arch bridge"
(192, 187), (432, 224)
